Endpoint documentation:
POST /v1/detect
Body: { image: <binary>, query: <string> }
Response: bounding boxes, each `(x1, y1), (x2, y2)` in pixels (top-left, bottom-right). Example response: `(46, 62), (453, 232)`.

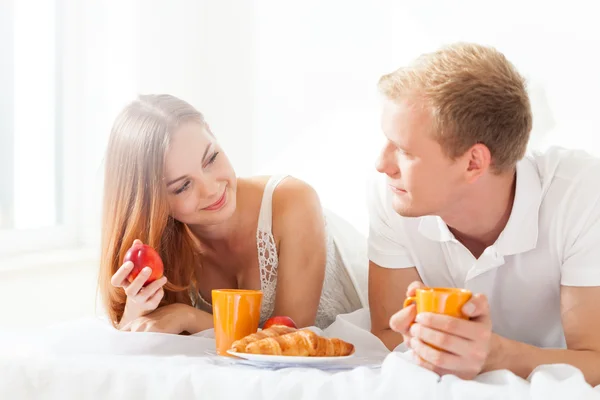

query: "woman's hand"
(111, 239), (168, 328)
(120, 303), (211, 334)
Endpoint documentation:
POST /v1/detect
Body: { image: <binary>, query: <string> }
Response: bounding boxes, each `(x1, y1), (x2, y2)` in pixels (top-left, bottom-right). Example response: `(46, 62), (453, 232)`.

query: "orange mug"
(403, 287), (472, 351)
(404, 288), (471, 319)
(403, 287), (472, 319)
(212, 289), (263, 356)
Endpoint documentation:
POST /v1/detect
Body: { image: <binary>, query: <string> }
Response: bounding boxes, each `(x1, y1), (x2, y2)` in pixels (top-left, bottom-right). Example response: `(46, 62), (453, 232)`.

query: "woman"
(98, 94), (362, 334)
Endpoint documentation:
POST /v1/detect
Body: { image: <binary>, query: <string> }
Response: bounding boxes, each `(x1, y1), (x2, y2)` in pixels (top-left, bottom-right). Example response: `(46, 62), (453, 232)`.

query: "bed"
(1, 309), (598, 399)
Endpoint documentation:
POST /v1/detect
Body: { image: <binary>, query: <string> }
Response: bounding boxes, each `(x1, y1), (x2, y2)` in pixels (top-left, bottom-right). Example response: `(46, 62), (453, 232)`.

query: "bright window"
(0, 0), (78, 257)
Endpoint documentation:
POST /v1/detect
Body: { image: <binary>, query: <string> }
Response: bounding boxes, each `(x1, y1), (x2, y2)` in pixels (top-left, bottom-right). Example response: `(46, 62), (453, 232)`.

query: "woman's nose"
(196, 178), (220, 199)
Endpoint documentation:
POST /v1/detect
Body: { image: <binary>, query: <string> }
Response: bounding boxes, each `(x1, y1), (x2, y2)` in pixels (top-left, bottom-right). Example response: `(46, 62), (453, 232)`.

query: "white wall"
(73, 0), (600, 245)
(76, 0), (255, 248)
(136, 0), (255, 175)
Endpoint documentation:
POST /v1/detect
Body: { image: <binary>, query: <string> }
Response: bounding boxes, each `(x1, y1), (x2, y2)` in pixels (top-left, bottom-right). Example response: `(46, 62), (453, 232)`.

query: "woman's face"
(163, 122), (237, 226)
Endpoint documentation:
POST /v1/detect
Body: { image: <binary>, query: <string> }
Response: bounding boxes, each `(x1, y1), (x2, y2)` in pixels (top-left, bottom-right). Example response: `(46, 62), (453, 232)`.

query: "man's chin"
(394, 209), (419, 218)
(392, 201), (423, 218)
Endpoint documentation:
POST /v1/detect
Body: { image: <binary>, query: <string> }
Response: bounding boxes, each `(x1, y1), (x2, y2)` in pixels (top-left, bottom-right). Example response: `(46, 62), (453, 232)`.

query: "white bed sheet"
(1, 309), (599, 400)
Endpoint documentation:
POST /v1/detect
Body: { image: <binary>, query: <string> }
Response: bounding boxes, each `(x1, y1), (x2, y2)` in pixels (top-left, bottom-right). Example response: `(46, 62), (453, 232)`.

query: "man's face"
(376, 98), (469, 217)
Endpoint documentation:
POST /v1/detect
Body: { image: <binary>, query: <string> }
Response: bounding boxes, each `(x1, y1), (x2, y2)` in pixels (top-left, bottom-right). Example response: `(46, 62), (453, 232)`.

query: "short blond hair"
(378, 43), (532, 172)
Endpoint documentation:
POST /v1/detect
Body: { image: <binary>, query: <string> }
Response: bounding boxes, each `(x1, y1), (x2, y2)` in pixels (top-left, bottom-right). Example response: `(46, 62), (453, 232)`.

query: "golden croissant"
(244, 329), (354, 357)
(230, 325), (297, 352)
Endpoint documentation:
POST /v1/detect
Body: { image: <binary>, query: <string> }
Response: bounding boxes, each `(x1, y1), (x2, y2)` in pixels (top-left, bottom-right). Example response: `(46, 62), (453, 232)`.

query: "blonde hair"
(378, 42), (532, 172)
(98, 94), (204, 326)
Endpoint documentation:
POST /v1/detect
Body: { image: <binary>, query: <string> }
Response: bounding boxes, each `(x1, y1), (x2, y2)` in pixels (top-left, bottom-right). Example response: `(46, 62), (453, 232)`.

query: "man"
(368, 42), (600, 384)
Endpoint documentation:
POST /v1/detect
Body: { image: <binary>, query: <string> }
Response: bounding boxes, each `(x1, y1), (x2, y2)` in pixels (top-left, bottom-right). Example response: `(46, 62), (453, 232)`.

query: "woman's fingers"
(111, 261), (134, 288)
(112, 240), (144, 288)
(138, 276), (167, 302)
(124, 267), (152, 297)
(146, 287), (165, 309)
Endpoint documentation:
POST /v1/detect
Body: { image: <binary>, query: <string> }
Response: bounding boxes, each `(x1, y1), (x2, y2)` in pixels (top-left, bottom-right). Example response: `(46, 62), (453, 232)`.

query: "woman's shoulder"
(240, 175), (322, 222)
(271, 176), (320, 210)
(241, 175), (319, 201)
(271, 176), (323, 231)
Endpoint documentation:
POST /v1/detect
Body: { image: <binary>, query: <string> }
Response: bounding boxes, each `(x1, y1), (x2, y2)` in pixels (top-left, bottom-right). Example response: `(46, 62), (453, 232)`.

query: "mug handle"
(403, 296), (416, 308)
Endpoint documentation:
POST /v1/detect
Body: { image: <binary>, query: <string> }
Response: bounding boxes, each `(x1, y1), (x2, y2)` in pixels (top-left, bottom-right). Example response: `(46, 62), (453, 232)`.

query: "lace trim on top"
(191, 228), (278, 327)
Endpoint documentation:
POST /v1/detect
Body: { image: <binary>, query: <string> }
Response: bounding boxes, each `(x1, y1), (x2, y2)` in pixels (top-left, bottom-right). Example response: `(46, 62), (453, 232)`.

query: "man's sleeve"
(561, 194), (600, 286)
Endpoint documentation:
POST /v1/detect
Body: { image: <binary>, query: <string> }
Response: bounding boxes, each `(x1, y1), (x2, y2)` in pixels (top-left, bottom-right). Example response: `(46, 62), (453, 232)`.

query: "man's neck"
(441, 169), (517, 253)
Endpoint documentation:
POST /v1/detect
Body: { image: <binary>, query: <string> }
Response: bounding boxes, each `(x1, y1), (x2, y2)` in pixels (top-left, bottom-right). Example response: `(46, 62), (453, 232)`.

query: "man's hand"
(390, 281), (493, 379)
(388, 281), (423, 349)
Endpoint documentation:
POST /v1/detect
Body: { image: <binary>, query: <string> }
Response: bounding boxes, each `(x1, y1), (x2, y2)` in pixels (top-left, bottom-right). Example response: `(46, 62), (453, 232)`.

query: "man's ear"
(465, 143), (491, 183)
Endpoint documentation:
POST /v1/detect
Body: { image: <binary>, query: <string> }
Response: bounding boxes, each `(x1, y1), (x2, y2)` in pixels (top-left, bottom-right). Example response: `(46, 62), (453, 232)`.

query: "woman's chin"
(198, 198), (236, 225)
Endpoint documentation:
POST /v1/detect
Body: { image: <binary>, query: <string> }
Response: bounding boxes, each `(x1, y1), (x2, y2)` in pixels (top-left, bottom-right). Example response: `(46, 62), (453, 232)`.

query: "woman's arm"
(270, 178), (327, 328)
(120, 303), (214, 334)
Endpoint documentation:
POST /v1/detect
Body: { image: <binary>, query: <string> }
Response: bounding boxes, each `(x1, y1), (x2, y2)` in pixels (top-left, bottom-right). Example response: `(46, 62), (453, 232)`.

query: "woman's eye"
(207, 151), (219, 165)
(175, 181), (190, 195)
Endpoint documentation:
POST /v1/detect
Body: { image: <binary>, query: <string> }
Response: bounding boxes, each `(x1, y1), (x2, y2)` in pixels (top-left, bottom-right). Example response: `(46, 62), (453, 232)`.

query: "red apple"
(123, 243), (164, 286)
(263, 316), (297, 329)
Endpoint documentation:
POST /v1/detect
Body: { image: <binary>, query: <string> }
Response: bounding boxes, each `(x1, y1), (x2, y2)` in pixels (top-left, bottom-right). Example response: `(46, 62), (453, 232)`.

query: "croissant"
(244, 329), (354, 357)
(230, 325), (297, 352)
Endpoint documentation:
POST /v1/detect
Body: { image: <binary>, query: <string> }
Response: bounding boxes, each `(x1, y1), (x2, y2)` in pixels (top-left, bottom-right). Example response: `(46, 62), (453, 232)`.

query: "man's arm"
(487, 190), (600, 384)
(486, 286), (600, 385)
(366, 171), (422, 349)
(369, 261), (422, 350)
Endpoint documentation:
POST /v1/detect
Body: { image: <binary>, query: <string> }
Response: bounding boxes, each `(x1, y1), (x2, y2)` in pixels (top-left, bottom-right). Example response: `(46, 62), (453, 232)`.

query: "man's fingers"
(410, 337), (463, 371)
(406, 281), (426, 297)
(410, 323), (472, 356)
(415, 312), (490, 342)
(461, 293), (490, 320)
(390, 303), (417, 334)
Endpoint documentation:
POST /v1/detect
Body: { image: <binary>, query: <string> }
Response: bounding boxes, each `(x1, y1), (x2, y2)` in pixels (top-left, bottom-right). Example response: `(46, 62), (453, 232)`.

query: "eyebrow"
(396, 142), (409, 151)
(384, 135), (404, 150)
(165, 144), (212, 187)
(387, 137), (407, 150)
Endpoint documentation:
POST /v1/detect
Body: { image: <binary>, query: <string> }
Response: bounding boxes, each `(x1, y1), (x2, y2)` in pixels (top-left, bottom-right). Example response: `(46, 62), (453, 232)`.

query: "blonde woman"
(98, 94), (362, 334)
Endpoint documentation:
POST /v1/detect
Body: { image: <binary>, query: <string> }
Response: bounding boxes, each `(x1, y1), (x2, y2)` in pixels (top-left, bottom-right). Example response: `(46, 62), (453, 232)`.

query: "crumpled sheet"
(1, 309), (598, 399)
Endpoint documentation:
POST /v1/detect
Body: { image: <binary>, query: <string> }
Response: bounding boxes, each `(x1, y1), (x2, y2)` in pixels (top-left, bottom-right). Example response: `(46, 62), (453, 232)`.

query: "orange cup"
(212, 289), (263, 356)
(403, 287), (472, 350)
(403, 287), (472, 318)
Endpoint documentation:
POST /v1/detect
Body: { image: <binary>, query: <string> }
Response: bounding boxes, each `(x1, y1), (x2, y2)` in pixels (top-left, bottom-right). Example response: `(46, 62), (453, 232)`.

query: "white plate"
(226, 349), (355, 364)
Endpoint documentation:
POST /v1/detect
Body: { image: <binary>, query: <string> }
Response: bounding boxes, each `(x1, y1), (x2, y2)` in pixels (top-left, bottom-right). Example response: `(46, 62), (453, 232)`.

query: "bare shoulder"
(238, 175), (322, 217)
(272, 176), (322, 216)
(238, 175), (271, 192)
(269, 177), (324, 240)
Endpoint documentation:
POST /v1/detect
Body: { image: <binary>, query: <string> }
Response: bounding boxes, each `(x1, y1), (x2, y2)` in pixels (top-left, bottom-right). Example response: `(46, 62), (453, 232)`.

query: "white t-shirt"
(367, 146), (600, 349)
